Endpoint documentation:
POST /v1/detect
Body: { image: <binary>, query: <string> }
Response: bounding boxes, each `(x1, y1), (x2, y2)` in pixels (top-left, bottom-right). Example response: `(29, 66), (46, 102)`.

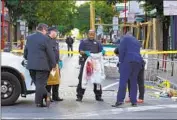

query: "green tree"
(5, 0), (25, 41)
(5, 0), (39, 40)
(95, 1), (114, 33)
(74, 2), (90, 34)
(74, 1), (114, 34)
(21, 1), (39, 31)
(35, 1), (76, 34)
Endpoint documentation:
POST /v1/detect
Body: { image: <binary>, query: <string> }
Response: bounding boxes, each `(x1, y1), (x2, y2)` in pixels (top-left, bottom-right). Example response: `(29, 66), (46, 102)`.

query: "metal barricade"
(143, 54), (177, 96)
(103, 55), (119, 79)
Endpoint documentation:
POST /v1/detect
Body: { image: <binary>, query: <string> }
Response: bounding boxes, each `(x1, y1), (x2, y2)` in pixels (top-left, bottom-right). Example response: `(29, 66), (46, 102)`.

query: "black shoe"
(76, 97), (82, 102)
(112, 102), (124, 107)
(36, 104), (47, 107)
(132, 103), (137, 107)
(96, 98), (104, 102)
(53, 97), (63, 101)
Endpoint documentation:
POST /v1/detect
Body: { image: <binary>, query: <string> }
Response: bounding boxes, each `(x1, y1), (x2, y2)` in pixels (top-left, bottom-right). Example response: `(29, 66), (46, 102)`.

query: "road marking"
(102, 81), (119, 90)
(2, 104), (177, 119)
(59, 104), (177, 118)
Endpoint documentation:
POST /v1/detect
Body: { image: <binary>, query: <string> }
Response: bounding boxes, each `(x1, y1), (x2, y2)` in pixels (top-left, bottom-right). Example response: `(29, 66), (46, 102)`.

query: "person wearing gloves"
(46, 27), (63, 102)
(76, 29), (105, 102)
(112, 31), (143, 107)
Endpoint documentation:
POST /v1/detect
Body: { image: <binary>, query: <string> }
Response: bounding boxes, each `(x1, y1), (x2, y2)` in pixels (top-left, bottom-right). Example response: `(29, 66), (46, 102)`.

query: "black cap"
(48, 27), (58, 32)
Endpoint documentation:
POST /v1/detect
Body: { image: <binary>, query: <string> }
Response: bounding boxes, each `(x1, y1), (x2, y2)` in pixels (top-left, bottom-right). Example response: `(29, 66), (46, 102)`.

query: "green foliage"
(95, 1), (114, 24)
(5, 0), (24, 24)
(74, 2), (90, 34)
(74, 1), (114, 33)
(21, 1), (39, 30)
(35, 1), (76, 34)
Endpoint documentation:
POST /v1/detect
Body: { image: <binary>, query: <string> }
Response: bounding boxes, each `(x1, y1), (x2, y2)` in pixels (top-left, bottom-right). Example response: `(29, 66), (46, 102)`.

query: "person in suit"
(112, 32), (144, 107)
(24, 23), (56, 107)
(114, 46), (145, 104)
(46, 27), (63, 102)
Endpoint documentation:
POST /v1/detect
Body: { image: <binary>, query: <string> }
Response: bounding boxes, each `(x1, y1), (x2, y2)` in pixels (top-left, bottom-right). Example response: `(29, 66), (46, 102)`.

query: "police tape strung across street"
(7, 49), (177, 98)
(8, 49), (177, 56)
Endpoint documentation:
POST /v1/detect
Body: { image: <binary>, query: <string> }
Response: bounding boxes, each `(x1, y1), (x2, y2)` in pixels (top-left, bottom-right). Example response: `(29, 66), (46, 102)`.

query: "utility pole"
(90, 1), (95, 30)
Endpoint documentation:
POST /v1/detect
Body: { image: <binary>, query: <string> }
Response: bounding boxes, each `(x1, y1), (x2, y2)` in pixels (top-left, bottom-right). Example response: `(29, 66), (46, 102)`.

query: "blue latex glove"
(84, 51), (90, 57)
(102, 49), (106, 55)
(58, 61), (63, 69)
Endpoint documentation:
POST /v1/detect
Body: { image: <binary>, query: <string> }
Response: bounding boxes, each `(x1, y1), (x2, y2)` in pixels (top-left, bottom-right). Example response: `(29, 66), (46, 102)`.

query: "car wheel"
(1, 72), (21, 106)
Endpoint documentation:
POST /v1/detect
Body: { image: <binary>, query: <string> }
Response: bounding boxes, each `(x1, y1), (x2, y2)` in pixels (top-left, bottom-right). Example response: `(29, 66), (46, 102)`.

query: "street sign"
(20, 21), (25, 26)
(20, 26), (25, 31)
(127, 12), (135, 23)
(163, 1), (177, 16)
(112, 16), (119, 31)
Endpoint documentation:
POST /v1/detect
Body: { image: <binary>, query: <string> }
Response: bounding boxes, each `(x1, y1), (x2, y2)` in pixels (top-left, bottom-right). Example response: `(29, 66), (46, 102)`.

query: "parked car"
(1, 52), (35, 106)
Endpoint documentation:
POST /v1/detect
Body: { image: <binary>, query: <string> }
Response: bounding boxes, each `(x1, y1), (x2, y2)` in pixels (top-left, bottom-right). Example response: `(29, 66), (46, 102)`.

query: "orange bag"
(47, 64), (61, 85)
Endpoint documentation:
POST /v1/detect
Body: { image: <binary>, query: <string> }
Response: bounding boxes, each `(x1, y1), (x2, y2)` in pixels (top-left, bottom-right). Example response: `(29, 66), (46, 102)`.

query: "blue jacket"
(79, 39), (103, 53)
(50, 38), (60, 63)
(119, 35), (143, 63)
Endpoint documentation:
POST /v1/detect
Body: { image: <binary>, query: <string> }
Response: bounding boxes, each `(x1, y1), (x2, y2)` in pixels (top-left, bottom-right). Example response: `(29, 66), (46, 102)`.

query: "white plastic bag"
(81, 53), (105, 89)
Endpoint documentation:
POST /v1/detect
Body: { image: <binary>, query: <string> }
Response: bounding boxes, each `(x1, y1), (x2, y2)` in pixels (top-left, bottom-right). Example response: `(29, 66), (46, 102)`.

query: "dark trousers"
(67, 45), (73, 56)
(29, 70), (50, 105)
(117, 62), (142, 104)
(46, 84), (59, 100)
(76, 64), (102, 99)
(128, 67), (145, 100)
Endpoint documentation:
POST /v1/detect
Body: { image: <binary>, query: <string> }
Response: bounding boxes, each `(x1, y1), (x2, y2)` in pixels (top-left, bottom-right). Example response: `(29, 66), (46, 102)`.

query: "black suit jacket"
(24, 32), (56, 71)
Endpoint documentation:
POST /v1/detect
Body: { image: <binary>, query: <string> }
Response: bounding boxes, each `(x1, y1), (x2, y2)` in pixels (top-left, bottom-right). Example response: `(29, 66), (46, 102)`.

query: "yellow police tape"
(8, 49), (177, 56)
(158, 80), (171, 89)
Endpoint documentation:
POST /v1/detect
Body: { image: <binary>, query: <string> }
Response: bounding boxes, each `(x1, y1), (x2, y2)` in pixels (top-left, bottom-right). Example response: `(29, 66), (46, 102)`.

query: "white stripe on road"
(102, 81), (119, 90)
(3, 104), (177, 119)
(60, 104), (177, 118)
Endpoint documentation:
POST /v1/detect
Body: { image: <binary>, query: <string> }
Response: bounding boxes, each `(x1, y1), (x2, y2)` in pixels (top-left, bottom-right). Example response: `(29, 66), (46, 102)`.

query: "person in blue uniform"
(112, 32), (144, 107)
(114, 46), (145, 104)
(46, 27), (63, 102)
(76, 30), (105, 102)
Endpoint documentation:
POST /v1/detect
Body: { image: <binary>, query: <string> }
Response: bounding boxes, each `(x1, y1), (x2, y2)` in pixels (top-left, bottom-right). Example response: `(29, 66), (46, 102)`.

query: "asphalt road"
(2, 42), (177, 119)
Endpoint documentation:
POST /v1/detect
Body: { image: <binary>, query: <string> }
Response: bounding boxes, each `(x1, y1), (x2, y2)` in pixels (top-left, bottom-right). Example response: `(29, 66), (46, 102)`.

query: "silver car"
(1, 52), (35, 106)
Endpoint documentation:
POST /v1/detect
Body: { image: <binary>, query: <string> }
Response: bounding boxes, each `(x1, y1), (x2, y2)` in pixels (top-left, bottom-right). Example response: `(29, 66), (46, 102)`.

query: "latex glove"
(84, 51), (90, 57)
(102, 49), (106, 55)
(58, 61), (63, 69)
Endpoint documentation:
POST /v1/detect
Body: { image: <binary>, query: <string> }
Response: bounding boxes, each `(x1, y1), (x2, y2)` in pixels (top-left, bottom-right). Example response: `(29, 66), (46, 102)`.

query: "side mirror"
(21, 60), (27, 67)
